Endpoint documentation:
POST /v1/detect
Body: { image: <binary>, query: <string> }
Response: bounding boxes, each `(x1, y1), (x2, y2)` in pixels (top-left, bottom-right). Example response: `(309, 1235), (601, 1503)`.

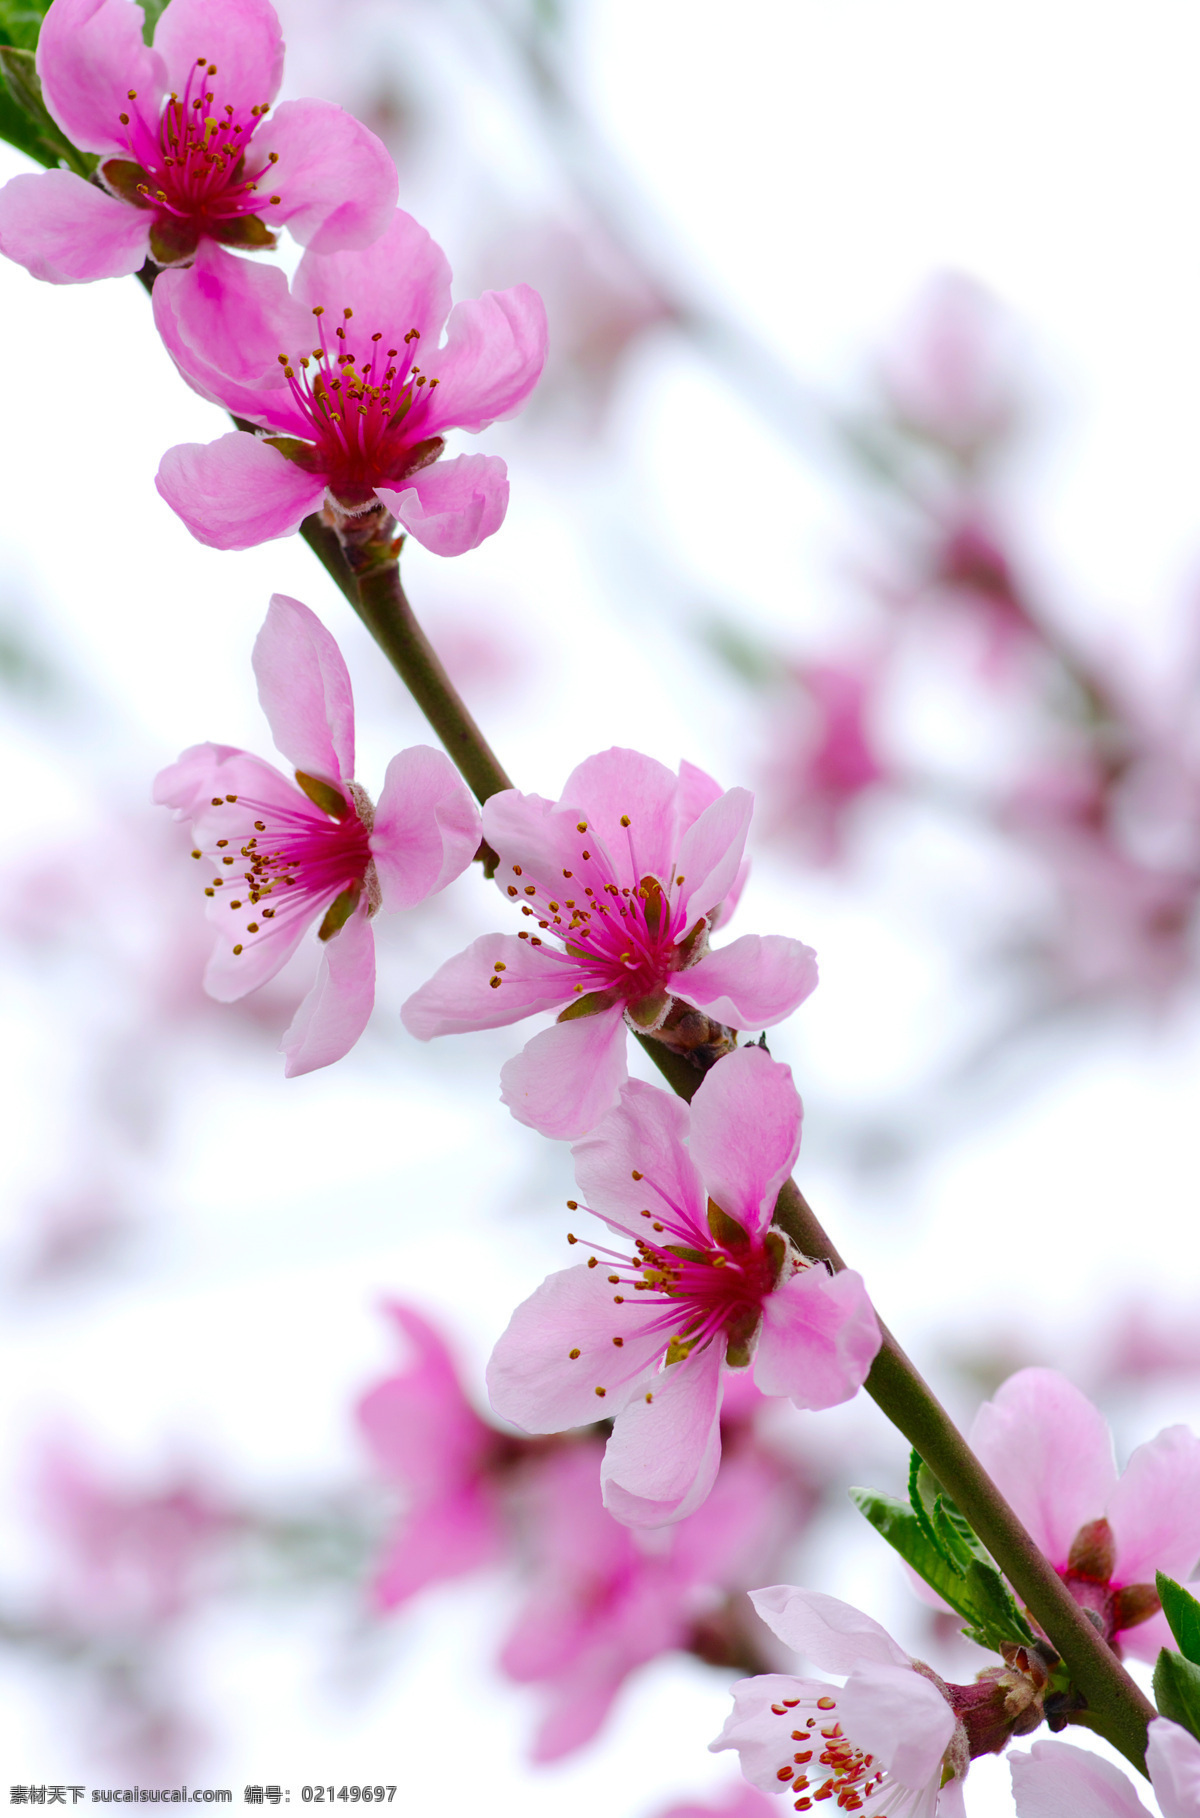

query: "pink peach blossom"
(402, 747), (819, 1139)
(0, 0), (397, 281)
(712, 1586), (966, 1817)
(487, 1048), (880, 1525)
(1011, 1723), (1200, 1818)
(357, 1302), (507, 1609)
(502, 1437), (804, 1759)
(154, 593), (480, 1074)
(153, 208), (546, 554)
(969, 1367), (1200, 1662)
(765, 658), (889, 865)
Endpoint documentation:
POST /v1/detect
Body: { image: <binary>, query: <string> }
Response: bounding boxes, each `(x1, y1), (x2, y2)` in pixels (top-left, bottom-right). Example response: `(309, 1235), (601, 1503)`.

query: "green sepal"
(0, 44), (95, 174)
(209, 211), (278, 249)
(295, 772), (350, 819)
(557, 989), (618, 1023)
(1158, 1573), (1200, 1667)
(317, 881), (362, 942)
(138, 0), (168, 43)
(1154, 1648), (1200, 1741)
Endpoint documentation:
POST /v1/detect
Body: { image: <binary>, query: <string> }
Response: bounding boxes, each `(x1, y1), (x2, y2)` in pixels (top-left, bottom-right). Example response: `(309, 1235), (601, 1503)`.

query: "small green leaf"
(851, 1489), (974, 1623)
(1158, 1574), (1200, 1667)
(1154, 1648), (1200, 1741)
(0, 43), (94, 173)
(0, 0), (50, 52)
(963, 1558), (1037, 1647)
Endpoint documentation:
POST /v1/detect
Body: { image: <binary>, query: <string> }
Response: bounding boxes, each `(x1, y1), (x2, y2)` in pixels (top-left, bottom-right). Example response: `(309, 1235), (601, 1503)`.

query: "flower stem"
(301, 540), (1154, 1774)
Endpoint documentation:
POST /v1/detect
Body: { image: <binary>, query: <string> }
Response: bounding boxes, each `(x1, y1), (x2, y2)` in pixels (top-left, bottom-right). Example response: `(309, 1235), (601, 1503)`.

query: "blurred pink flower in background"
(1011, 1722), (1200, 1818)
(0, 0), (397, 281)
(762, 657), (890, 865)
(875, 271), (1022, 467)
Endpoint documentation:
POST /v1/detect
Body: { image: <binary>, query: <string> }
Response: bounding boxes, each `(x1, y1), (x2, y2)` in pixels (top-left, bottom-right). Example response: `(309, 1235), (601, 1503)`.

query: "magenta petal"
(257, 99), (398, 251)
(151, 0), (283, 106)
(486, 1262), (667, 1434)
(371, 746), (480, 908)
(839, 1661), (954, 1789)
(675, 788), (753, 922)
(1010, 1740), (1152, 1818)
(357, 1303), (489, 1496)
(423, 284), (548, 433)
(968, 1368), (1118, 1566)
(293, 208), (452, 348)
(37, 0), (165, 155)
(481, 789), (588, 895)
(748, 1586), (909, 1670)
(370, 1485), (501, 1611)
(156, 433), (326, 550)
(401, 933), (569, 1038)
(683, 934), (819, 1030)
(754, 1266), (880, 1409)
(686, 1046), (802, 1234)
(1108, 1425), (1200, 1585)
(558, 748), (680, 885)
(281, 902), (375, 1075)
(674, 758), (725, 835)
(500, 1003), (628, 1140)
(379, 453), (509, 557)
(601, 1338), (724, 1527)
(571, 1077), (705, 1240)
(252, 594), (355, 784)
(1147, 1719), (1200, 1818)
(0, 170), (150, 283)
(152, 247), (313, 431)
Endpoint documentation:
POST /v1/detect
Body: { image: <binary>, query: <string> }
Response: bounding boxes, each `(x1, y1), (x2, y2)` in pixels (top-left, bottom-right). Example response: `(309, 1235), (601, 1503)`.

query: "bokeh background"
(2, 1), (1200, 1811)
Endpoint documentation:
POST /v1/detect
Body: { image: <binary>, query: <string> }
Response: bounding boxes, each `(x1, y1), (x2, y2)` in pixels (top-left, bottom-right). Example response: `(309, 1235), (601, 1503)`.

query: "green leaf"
(0, 43), (94, 173)
(0, 0), (50, 52)
(963, 1558), (1037, 1648)
(1154, 1648), (1200, 1741)
(851, 1489), (976, 1624)
(1158, 1574), (1200, 1667)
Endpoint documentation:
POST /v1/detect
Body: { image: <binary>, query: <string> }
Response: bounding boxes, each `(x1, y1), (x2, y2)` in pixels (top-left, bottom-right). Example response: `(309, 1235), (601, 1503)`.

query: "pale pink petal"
(571, 1077), (705, 1239)
(1010, 1740), (1152, 1818)
(37, 0), (165, 156)
(153, 740), (249, 817)
(281, 902), (375, 1075)
(156, 432), (326, 550)
(747, 1586), (909, 1671)
(400, 933), (569, 1038)
(675, 789), (753, 923)
(839, 1660), (954, 1789)
(292, 208), (452, 347)
(150, 0), (283, 107)
(422, 285), (548, 433)
(1147, 1718), (1200, 1818)
(252, 594), (355, 784)
(486, 1261), (668, 1434)
(753, 1267), (880, 1408)
(203, 898), (310, 1001)
(709, 1674), (830, 1789)
(152, 247), (313, 432)
(558, 748), (680, 886)
(682, 935), (819, 1030)
(1108, 1425), (1200, 1585)
(527, 1665), (634, 1763)
(500, 1003), (628, 1139)
(968, 1368), (1118, 1565)
(938, 1781), (968, 1818)
(0, 171), (150, 283)
(600, 1337), (724, 1527)
(379, 453), (509, 557)
(711, 856), (750, 931)
(358, 1303), (489, 1496)
(674, 759), (725, 836)
(256, 99), (398, 251)
(481, 789), (588, 894)
(371, 746), (481, 907)
(1120, 1603), (1177, 1663)
(370, 1486), (501, 1610)
(685, 1046), (802, 1234)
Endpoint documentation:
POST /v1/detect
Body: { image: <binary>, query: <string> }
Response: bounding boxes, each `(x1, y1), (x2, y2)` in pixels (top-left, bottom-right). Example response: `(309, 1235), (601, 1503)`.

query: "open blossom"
(154, 594), (480, 1075)
(357, 1302), (508, 1610)
(968, 1367), (1200, 1660)
(502, 1437), (804, 1760)
(0, 0), (397, 282)
(487, 1047), (880, 1525)
(1011, 1723), (1200, 1818)
(712, 1587), (968, 1817)
(153, 207), (547, 554)
(402, 747), (819, 1140)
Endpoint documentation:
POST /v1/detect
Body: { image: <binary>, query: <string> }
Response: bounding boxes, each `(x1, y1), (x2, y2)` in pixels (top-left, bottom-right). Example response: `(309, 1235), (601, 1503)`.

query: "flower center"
(764, 1692), (892, 1814)
(191, 781), (373, 962)
(490, 812), (708, 1018)
(274, 311), (444, 506)
(106, 56), (280, 260)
